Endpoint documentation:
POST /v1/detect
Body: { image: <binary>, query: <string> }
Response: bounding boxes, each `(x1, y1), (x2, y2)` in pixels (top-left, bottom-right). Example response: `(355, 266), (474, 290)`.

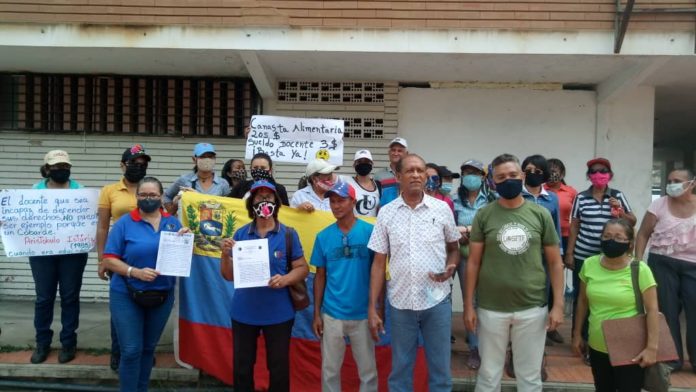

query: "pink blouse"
(647, 196), (696, 263)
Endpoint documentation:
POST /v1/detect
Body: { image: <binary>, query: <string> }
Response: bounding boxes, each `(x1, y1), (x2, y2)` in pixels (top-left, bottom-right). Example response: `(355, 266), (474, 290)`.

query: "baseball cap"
(44, 150), (71, 166)
(389, 137), (408, 148)
(193, 143), (216, 157)
(305, 159), (339, 177)
(121, 144), (151, 163)
(587, 157), (612, 171)
(250, 180), (276, 193)
(325, 180), (356, 200)
(461, 159), (485, 174)
(437, 166), (460, 179)
(354, 149), (373, 162)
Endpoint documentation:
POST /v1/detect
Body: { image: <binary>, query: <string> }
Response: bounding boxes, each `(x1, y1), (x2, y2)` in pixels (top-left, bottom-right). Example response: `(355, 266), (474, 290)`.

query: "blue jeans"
(29, 253), (88, 348)
(110, 289), (174, 392)
(389, 297), (452, 392)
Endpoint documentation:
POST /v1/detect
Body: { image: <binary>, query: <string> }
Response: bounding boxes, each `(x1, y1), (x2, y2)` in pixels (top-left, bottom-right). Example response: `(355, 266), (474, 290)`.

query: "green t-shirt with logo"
(470, 200), (559, 312)
(579, 255), (656, 353)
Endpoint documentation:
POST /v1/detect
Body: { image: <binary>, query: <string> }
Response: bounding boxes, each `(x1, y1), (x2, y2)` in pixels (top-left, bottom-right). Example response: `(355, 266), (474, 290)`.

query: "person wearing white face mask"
(163, 143), (230, 215)
(636, 168), (696, 372)
(291, 159), (339, 212)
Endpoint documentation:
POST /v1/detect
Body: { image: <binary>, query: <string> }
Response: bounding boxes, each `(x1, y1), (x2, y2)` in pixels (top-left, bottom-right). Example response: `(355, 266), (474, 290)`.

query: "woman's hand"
(632, 347), (657, 368)
(269, 274), (289, 289)
(297, 202), (315, 213)
(134, 267), (159, 282)
(571, 335), (586, 358)
(312, 314), (323, 338)
(564, 252), (575, 270)
(221, 238), (235, 255)
(178, 227), (192, 235)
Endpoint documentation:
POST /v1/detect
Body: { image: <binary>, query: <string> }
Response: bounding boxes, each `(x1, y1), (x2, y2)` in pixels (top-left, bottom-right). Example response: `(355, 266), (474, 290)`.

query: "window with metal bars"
(0, 73), (261, 137)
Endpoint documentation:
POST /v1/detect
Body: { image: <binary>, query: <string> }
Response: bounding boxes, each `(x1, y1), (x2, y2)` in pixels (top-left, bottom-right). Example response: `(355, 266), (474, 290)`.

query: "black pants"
(232, 318), (294, 392)
(648, 252), (696, 369)
(589, 348), (644, 392)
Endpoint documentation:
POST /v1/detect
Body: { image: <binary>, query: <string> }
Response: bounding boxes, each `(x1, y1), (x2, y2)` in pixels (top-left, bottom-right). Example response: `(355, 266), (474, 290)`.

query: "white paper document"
(232, 238), (271, 289)
(155, 231), (194, 277)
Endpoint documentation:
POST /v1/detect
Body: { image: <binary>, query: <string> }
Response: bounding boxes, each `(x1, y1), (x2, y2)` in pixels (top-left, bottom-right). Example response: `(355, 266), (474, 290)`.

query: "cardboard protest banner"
(0, 189), (99, 257)
(245, 115), (344, 165)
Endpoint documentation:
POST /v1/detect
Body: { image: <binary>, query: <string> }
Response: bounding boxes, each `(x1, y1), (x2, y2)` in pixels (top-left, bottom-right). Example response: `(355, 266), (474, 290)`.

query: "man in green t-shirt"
(464, 153), (564, 392)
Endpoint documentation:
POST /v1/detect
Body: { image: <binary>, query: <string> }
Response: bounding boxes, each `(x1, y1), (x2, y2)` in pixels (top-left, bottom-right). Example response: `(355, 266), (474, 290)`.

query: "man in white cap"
(345, 149), (381, 217)
(291, 159), (339, 212)
(373, 137), (408, 207)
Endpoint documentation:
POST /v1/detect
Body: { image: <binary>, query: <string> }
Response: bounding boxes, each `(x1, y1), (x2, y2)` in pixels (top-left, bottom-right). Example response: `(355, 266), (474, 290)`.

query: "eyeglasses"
(524, 169), (544, 176)
(588, 168), (610, 174)
(137, 193), (161, 200)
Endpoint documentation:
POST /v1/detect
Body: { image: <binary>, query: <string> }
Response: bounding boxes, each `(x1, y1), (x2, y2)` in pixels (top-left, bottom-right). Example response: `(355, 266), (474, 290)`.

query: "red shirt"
(544, 182), (578, 237)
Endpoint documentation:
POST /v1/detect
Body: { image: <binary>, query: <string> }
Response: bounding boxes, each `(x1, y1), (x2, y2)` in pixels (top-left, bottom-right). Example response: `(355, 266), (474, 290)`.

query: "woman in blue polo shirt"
(102, 177), (188, 392)
(29, 150), (88, 365)
(220, 180), (308, 392)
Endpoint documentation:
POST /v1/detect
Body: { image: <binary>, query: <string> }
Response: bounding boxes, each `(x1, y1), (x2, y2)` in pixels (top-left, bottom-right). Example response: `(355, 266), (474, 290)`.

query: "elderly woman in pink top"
(636, 168), (696, 372)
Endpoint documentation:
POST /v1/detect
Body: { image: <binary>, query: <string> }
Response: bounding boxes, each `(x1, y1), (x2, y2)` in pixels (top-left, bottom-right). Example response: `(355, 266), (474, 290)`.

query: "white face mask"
(666, 181), (692, 198)
(197, 158), (216, 172)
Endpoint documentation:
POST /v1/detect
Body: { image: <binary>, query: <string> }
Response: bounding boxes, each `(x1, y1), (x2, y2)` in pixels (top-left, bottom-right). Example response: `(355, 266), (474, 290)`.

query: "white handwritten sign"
(245, 115), (344, 165)
(0, 189), (99, 257)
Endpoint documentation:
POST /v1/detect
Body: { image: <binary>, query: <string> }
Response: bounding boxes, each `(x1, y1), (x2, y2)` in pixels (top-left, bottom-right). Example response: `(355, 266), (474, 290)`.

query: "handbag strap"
(630, 259), (645, 314)
(285, 226), (294, 272)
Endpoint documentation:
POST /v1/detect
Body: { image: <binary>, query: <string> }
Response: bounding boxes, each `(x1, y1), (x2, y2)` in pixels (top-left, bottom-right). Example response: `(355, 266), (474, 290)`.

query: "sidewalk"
(1, 297), (694, 391)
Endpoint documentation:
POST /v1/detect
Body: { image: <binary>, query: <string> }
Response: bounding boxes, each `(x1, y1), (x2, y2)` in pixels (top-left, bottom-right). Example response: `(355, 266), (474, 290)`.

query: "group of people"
(23, 135), (696, 392)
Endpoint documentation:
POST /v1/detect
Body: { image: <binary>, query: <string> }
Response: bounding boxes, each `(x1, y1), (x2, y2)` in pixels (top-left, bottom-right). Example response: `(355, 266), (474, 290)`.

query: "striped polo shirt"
(571, 186), (632, 261)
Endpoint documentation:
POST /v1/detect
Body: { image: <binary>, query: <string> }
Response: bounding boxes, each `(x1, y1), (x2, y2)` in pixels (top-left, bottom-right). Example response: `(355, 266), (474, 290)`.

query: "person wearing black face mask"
(228, 152), (290, 206)
(464, 153), (564, 392)
(29, 150), (88, 365)
(95, 144), (152, 371)
(572, 218), (658, 392)
(345, 149), (381, 217)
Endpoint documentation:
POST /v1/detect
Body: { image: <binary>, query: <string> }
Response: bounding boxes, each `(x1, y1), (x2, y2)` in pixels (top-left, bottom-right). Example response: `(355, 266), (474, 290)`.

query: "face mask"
(253, 201), (276, 219)
(440, 183), (453, 195)
(230, 169), (247, 181)
(49, 168), (71, 184)
(425, 175), (440, 192)
(548, 172), (563, 183)
(251, 168), (273, 182)
(525, 172), (545, 187)
(316, 179), (334, 192)
(589, 172), (611, 187)
(197, 158), (215, 172)
(666, 182), (691, 198)
(600, 239), (630, 258)
(495, 178), (523, 200)
(462, 174), (482, 191)
(124, 164), (147, 183)
(355, 163), (373, 176)
(137, 198), (161, 213)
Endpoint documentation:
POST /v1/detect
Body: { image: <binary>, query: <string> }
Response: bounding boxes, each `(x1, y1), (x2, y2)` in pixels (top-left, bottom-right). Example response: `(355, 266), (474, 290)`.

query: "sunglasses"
(588, 168), (610, 174)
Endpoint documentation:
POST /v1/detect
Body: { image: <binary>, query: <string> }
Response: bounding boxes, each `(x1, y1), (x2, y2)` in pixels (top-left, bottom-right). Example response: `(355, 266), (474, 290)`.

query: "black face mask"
(49, 168), (71, 184)
(251, 168), (273, 182)
(495, 178), (523, 200)
(124, 164), (147, 183)
(137, 198), (162, 213)
(525, 172), (545, 187)
(355, 163), (373, 176)
(601, 239), (630, 258)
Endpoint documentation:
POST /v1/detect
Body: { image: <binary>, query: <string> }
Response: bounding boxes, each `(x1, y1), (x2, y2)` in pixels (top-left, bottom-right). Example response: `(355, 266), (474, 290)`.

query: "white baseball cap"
(305, 159), (339, 177)
(389, 137), (408, 148)
(354, 149), (373, 162)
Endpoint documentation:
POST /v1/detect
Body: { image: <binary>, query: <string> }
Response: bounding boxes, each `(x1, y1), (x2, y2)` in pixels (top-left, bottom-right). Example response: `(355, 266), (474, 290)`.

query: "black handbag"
(123, 276), (170, 308)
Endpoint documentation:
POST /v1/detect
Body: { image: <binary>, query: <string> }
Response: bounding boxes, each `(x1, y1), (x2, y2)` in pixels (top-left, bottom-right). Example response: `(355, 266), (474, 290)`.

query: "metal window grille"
(0, 73), (261, 137)
(277, 81), (385, 104)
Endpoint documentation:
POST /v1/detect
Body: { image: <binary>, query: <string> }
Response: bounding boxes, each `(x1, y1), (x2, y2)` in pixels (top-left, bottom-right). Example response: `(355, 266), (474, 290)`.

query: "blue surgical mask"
(462, 174), (482, 191)
(440, 183), (453, 195)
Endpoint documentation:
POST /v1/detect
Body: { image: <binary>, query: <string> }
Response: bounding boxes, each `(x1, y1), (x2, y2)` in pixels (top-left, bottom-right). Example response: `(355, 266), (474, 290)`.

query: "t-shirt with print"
(579, 255), (656, 353)
(345, 176), (380, 217)
(310, 219), (374, 320)
(470, 200), (559, 312)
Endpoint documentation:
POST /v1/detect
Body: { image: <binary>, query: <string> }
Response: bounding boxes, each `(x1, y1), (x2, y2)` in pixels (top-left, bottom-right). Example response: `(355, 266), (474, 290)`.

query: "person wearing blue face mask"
(452, 159), (490, 370)
(425, 163), (455, 214)
(436, 166), (460, 199)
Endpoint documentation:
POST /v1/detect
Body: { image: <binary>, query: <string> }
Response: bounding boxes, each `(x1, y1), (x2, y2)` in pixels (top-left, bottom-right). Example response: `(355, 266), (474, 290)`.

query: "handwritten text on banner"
(0, 189), (99, 257)
(245, 115), (344, 165)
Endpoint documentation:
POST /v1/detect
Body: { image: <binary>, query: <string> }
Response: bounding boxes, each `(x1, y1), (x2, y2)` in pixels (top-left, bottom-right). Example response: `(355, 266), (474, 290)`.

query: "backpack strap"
(374, 178), (383, 199)
(285, 226), (295, 272)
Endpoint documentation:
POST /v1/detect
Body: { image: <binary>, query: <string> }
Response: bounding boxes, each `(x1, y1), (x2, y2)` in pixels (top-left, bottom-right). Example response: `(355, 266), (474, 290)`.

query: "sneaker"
(450, 335), (456, 344)
(110, 353), (120, 371)
(545, 336), (554, 346)
(583, 352), (591, 367)
(30, 345), (50, 364)
(547, 330), (564, 344)
(467, 348), (481, 370)
(58, 346), (76, 364)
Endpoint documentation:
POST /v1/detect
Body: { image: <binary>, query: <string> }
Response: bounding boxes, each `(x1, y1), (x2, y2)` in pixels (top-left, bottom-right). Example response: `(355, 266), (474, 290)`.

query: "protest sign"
(0, 189), (99, 257)
(245, 115), (344, 165)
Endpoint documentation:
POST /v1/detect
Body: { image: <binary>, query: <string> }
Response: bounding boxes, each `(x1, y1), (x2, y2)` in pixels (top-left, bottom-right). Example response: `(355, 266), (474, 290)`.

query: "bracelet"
(127, 266), (133, 278)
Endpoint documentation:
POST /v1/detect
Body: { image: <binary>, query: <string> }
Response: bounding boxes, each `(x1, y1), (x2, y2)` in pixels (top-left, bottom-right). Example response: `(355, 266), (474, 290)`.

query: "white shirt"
(290, 185), (331, 211)
(345, 176), (380, 217)
(368, 194), (461, 310)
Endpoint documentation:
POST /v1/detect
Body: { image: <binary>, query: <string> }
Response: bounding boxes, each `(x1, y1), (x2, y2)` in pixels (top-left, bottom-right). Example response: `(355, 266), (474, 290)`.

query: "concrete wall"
(398, 86), (654, 310)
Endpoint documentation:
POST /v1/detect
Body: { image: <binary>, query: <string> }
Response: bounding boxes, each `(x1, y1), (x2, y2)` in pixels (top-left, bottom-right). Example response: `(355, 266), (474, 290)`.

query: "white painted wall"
(398, 86), (654, 310)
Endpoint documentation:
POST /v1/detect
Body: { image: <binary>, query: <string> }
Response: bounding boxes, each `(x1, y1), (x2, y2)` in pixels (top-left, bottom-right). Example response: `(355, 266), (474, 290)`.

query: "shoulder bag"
(284, 227), (310, 311)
